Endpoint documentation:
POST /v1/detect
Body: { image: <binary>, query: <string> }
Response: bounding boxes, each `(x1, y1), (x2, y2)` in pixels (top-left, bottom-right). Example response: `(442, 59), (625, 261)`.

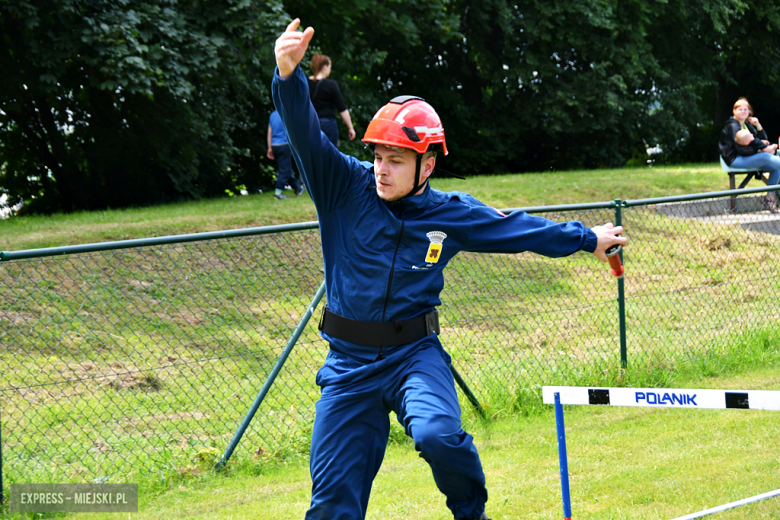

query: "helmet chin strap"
(403, 153), (428, 199)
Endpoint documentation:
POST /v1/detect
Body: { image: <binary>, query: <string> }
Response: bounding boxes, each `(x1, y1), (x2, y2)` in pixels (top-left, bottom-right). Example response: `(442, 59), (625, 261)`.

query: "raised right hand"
(275, 19), (314, 79)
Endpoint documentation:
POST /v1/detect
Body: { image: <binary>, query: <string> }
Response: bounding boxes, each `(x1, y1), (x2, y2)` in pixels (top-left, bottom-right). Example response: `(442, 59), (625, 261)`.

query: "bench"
(720, 156), (768, 211)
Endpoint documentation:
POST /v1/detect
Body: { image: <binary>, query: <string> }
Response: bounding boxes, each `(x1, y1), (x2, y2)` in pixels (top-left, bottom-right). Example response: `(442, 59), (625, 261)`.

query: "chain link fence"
(2, 187), (780, 499)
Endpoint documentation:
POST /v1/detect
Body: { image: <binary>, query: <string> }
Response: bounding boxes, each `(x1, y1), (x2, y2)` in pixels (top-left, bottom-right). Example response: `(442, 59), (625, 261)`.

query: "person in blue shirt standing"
(267, 109), (304, 200)
(273, 19), (627, 520)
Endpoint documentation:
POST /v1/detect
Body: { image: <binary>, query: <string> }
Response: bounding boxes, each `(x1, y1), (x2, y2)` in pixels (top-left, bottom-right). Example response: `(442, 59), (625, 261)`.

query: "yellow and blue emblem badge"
(425, 231), (447, 263)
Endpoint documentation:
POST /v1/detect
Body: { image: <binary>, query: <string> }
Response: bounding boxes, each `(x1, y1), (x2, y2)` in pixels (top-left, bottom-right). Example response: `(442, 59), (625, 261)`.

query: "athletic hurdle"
(542, 386), (780, 520)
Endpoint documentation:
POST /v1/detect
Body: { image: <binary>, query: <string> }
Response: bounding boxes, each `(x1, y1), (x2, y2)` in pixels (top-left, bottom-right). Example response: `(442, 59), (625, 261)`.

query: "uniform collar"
(386, 183), (432, 216)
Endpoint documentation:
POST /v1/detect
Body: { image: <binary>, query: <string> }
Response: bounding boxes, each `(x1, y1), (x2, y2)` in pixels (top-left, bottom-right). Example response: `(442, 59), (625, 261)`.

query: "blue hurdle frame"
(554, 392), (572, 520)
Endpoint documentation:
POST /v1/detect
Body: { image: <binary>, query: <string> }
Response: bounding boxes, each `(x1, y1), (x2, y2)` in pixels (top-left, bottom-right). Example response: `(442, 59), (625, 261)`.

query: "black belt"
(318, 307), (440, 347)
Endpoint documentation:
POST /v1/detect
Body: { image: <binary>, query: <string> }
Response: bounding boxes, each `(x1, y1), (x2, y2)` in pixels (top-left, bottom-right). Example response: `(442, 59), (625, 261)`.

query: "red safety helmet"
(362, 96), (448, 156)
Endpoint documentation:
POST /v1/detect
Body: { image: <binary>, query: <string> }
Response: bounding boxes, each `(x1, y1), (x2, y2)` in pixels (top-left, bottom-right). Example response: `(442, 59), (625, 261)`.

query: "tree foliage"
(288, 0), (769, 174)
(2, 0), (780, 214)
(0, 0), (287, 213)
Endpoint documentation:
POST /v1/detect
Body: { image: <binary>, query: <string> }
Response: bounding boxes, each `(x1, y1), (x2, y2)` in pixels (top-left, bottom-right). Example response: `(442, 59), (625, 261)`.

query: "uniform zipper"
(378, 206), (405, 360)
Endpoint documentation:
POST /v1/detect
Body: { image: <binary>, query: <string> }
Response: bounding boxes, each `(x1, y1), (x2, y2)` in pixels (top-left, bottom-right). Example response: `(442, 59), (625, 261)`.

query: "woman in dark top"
(308, 53), (356, 147)
(719, 97), (780, 211)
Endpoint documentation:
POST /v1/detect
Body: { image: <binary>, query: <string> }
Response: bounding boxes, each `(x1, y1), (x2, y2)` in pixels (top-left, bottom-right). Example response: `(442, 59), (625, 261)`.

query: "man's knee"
(412, 416), (465, 455)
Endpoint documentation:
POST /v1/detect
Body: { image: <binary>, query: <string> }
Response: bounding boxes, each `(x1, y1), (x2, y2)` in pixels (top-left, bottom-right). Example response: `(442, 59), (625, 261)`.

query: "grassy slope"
(0, 163), (731, 251)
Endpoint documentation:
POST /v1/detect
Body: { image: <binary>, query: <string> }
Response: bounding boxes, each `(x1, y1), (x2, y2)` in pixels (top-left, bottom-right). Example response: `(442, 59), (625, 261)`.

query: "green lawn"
(3, 161), (779, 520)
(54, 362), (780, 520)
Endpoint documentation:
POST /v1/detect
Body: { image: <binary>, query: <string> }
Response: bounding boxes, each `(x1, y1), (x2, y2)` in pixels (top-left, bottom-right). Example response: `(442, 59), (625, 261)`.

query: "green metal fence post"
(215, 281), (327, 472)
(614, 199), (628, 369)
(449, 364), (486, 418)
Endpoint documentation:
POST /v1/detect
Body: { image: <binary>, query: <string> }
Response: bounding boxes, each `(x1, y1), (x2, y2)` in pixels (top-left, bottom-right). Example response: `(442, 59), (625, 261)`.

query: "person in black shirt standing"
(308, 53), (356, 147)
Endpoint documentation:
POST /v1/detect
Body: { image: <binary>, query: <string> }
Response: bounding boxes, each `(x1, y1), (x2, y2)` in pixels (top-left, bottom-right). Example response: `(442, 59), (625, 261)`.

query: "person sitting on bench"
(719, 97), (780, 212)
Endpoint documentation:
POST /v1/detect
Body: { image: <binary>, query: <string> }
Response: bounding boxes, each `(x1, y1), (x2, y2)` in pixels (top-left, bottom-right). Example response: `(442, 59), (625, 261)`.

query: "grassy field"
(0, 162), (733, 251)
(52, 353), (780, 520)
(3, 161), (780, 519)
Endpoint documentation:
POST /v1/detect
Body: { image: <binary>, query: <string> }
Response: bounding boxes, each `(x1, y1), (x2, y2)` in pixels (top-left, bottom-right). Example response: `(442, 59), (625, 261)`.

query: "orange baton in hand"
(605, 239), (624, 278)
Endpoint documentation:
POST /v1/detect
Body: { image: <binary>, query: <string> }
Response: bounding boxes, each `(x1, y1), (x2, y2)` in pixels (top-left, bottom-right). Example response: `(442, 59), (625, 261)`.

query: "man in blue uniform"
(273, 19), (627, 520)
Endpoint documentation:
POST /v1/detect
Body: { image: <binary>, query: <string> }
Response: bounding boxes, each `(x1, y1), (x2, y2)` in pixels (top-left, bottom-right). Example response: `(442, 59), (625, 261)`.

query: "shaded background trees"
(2, 0), (780, 214)
(0, 0), (286, 213)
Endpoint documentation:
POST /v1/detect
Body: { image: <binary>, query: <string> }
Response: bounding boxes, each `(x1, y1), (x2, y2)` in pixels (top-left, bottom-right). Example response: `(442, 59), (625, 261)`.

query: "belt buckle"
(318, 307), (328, 331)
(425, 310), (440, 335)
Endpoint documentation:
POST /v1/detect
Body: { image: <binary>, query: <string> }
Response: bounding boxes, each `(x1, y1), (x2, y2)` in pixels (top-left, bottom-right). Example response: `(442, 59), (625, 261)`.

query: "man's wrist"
(584, 229), (598, 254)
(275, 65), (295, 80)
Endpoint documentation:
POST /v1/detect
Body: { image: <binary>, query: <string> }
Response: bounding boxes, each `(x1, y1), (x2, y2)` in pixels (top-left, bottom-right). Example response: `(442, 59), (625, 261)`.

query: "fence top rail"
(3, 182), (778, 262)
(504, 200), (618, 214)
(0, 221), (320, 261)
(625, 184), (780, 207)
(0, 201), (618, 261)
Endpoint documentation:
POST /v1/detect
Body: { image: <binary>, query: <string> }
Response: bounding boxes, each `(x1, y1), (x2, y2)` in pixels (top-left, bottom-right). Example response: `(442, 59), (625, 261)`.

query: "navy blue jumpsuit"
(272, 65), (598, 520)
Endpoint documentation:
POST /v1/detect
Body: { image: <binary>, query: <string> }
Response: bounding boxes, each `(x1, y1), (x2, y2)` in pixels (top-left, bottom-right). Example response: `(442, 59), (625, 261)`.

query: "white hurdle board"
(543, 386), (780, 411)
